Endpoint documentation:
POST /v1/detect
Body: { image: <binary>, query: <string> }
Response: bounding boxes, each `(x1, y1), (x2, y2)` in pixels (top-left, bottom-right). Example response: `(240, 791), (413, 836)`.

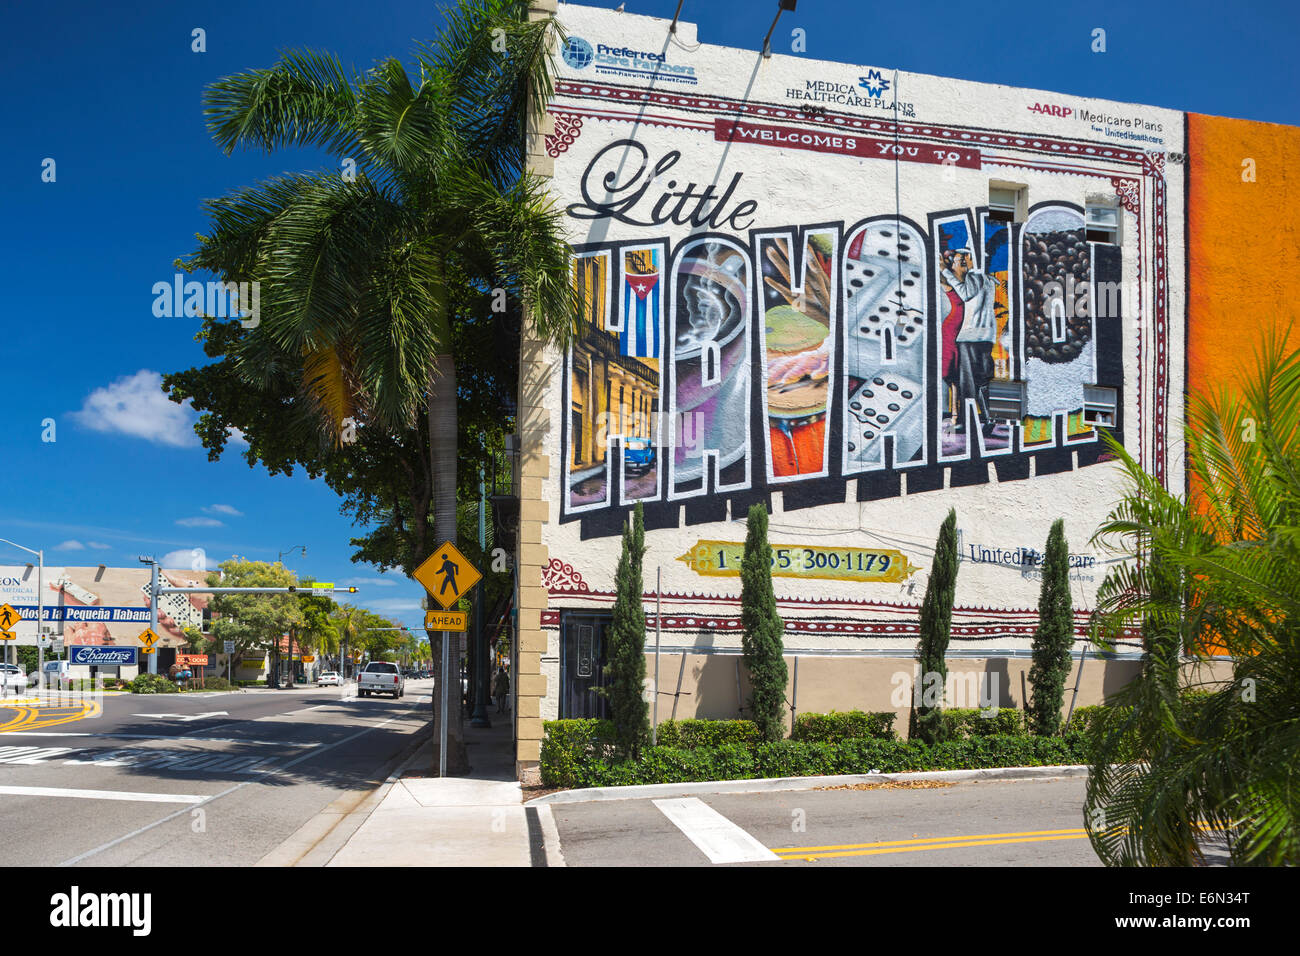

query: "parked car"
(36, 660), (74, 688)
(621, 436), (656, 475)
(1, 664), (29, 690)
(357, 661), (404, 699)
(317, 671), (343, 687)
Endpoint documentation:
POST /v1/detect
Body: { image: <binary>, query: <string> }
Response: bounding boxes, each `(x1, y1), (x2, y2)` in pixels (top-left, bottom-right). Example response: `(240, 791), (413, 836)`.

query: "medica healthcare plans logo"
(561, 35), (697, 85)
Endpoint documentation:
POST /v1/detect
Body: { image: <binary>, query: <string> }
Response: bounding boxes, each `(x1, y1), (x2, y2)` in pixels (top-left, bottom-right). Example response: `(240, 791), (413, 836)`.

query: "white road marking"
(132, 711), (230, 722)
(0, 785), (204, 804)
(652, 797), (780, 864)
(2, 732), (315, 746)
(59, 697), (430, 866)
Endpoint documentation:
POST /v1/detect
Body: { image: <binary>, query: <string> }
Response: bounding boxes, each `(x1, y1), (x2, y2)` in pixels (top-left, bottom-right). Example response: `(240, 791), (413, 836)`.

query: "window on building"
(987, 380), (1028, 421)
(1083, 385), (1118, 426)
(988, 183), (1027, 223)
(1086, 201), (1121, 244)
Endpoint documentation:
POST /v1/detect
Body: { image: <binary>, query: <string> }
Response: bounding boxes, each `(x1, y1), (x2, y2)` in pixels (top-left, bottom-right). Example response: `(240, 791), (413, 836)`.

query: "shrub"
(605, 502), (649, 758)
(540, 719), (617, 788)
(1029, 519), (1075, 736)
(129, 674), (179, 694)
(914, 509), (959, 744)
(941, 708), (1030, 739)
(740, 504), (788, 742)
(791, 710), (897, 743)
(654, 719), (761, 749)
(540, 721), (1094, 788)
(193, 677), (234, 691)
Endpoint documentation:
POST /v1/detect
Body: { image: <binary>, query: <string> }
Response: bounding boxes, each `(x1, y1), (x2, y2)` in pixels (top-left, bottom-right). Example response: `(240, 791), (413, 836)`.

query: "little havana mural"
(562, 146), (1124, 540)
(678, 540), (916, 583)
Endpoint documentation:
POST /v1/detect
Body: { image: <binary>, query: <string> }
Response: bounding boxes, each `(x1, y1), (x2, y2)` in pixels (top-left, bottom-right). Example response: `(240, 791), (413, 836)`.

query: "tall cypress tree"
(913, 509), (958, 744)
(1028, 518), (1074, 736)
(605, 501), (649, 759)
(740, 503), (789, 742)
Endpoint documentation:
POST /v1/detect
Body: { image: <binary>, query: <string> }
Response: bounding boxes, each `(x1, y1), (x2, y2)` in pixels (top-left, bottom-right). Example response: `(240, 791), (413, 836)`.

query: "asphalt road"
(0, 680), (434, 867)
(549, 777), (1103, 866)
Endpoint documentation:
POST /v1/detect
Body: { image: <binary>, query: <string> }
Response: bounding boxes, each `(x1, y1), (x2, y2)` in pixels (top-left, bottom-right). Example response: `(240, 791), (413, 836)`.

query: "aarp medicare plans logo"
(563, 36), (594, 69)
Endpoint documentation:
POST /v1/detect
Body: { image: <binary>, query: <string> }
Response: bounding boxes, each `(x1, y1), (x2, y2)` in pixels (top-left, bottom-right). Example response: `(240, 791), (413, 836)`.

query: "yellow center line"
(773, 827), (1089, 854)
(0, 700), (100, 733)
(0, 707), (35, 733)
(775, 832), (1090, 860)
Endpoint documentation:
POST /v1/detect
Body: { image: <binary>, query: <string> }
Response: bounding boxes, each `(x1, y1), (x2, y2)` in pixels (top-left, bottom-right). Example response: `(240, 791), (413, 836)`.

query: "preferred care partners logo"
(561, 35), (697, 85)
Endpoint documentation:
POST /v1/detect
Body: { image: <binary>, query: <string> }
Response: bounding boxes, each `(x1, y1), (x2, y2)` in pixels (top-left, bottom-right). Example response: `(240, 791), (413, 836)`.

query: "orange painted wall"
(1187, 113), (1300, 396)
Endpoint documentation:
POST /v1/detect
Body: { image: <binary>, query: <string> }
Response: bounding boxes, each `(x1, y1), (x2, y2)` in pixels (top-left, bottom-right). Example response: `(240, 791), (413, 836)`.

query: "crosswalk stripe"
(0, 785), (205, 804)
(653, 797), (780, 864)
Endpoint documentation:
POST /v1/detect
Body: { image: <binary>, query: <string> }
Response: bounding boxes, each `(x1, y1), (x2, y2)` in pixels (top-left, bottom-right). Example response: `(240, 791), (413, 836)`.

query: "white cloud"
(161, 549), (221, 572)
(203, 504), (244, 517)
(365, 599), (423, 614)
(55, 540), (85, 551)
(69, 370), (197, 447)
(342, 576), (399, 588)
(87, 542), (112, 550)
(176, 517), (223, 527)
(227, 427), (249, 447)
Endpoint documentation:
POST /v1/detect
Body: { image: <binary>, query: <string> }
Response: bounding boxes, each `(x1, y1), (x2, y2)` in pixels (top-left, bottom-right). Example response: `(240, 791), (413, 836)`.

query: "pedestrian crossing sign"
(413, 542), (482, 611)
(0, 603), (20, 633)
(138, 628), (160, 653)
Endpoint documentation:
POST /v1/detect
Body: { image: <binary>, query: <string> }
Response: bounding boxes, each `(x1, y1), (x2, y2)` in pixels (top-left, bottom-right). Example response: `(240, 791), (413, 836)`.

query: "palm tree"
(187, 1), (578, 772)
(333, 604), (364, 678)
(1084, 329), (1300, 866)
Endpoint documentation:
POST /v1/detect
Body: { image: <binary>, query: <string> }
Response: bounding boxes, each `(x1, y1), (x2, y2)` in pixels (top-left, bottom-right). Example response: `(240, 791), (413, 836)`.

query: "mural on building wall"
(563, 196), (1123, 536)
(761, 230), (836, 481)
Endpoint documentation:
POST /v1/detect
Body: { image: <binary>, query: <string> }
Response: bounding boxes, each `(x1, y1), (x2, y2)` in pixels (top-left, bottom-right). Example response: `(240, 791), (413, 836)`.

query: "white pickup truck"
(357, 661), (405, 699)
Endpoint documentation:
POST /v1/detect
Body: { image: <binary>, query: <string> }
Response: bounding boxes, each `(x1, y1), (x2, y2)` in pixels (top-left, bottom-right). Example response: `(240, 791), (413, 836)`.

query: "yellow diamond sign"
(138, 628), (160, 653)
(0, 603), (20, 632)
(413, 542), (482, 611)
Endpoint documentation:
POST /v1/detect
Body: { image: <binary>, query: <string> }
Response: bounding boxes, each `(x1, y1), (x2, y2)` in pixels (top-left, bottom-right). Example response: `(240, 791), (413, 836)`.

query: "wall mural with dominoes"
(562, 193), (1122, 539)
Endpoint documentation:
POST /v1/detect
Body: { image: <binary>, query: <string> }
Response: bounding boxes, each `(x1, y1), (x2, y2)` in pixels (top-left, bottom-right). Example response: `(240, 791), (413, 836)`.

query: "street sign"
(413, 542), (482, 611)
(0, 603), (20, 632)
(0, 629), (14, 642)
(425, 609), (468, 632)
(177, 654), (209, 666)
(138, 628), (160, 654)
(70, 645), (138, 666)
(310, 582), (335, 597)
(223, 641), (235, 654)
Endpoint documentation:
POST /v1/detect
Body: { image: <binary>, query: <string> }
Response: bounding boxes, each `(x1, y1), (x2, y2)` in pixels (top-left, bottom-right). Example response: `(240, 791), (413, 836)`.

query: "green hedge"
(654, 719), (761, 749)
(129, 674), (178, 694)
(941, 707), (1031, 739)
(192, 677), (234, 691)
(791, 710), (897, 743)
(555, 734), (1092, 788)
(541, 720), (1092, 788)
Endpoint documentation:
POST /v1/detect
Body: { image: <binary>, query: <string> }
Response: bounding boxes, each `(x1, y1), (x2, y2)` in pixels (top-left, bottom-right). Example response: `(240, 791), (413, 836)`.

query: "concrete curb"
(523, 765), (1090, 805)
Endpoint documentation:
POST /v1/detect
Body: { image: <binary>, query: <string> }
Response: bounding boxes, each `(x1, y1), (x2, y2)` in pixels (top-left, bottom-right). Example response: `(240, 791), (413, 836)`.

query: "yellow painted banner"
(677, 540), (916, 583)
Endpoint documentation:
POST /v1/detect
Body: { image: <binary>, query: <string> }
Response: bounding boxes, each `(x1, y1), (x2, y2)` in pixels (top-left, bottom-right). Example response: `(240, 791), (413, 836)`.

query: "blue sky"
(1, 0), (1296, 631)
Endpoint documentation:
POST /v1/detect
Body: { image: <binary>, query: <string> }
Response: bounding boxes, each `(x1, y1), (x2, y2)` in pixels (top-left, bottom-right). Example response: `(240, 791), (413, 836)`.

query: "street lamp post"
(0, 538), (43, 680)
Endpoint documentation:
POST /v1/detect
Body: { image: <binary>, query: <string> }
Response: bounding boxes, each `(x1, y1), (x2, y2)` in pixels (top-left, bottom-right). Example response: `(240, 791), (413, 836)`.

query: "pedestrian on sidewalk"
(492, 667), (509, 714)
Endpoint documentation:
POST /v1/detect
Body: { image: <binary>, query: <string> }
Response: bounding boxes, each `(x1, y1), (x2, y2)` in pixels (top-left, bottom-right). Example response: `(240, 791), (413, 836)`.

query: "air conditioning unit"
(1083, 385), (1118, 426)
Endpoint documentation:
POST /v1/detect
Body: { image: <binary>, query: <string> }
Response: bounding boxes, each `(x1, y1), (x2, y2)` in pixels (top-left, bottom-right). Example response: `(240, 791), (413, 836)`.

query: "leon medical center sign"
(506, 3), (1287, 746)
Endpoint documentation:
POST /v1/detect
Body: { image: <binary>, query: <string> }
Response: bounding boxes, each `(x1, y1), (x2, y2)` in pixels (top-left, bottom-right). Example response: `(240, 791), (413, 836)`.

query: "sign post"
(412, 542), (482, 777)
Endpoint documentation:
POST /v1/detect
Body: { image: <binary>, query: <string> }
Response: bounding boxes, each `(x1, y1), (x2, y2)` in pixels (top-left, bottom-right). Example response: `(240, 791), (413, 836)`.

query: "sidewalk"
(324, 709), (542, 867)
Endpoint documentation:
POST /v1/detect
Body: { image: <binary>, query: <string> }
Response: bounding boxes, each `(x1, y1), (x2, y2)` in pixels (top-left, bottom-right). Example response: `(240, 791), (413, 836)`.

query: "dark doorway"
(560, 612), (611, 719)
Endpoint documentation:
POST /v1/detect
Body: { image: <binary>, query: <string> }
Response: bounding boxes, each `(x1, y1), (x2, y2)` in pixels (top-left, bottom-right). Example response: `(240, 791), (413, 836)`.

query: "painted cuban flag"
(621, 263), (661, 359)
